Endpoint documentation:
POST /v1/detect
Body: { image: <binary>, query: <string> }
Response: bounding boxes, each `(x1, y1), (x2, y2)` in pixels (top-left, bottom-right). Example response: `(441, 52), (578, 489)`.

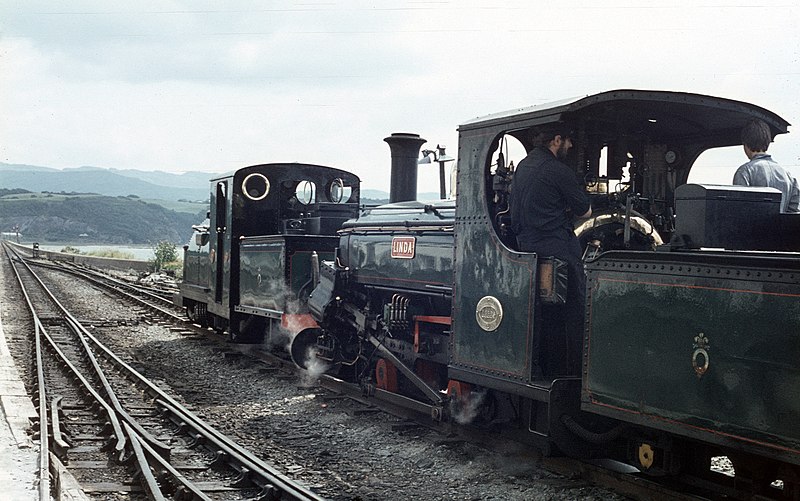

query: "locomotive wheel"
(446, 381), (497, 426)
(447, 380), (474, 424)
(187, 302), (209, 328)
(447, 380), (471, 401)
(448, 380), (467, 412)
(186, 303), (197, 323)
(197, 307), (209, 328)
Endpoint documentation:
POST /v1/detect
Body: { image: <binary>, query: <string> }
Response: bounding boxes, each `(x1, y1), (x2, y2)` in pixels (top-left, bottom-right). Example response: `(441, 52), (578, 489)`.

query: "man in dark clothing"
(511, 125), (591, 377)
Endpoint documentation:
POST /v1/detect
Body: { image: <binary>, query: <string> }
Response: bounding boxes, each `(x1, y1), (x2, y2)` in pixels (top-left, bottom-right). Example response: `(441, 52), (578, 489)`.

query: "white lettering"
(391, 237), (416, 259)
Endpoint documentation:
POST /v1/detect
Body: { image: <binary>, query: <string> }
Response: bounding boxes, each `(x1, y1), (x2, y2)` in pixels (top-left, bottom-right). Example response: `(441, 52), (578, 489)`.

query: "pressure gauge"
(664, 150), (678, 164)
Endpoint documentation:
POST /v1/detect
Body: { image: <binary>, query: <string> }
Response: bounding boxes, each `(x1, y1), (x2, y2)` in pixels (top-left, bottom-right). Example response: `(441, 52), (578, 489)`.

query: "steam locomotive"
(176, 90), (800, 497)
(176, 163), (361, 344)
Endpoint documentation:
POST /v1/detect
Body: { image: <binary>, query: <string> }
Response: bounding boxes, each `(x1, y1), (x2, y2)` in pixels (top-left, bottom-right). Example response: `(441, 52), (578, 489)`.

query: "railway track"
(6, 244), (763, 500)
(4, 242), (325, 500)
(33, 259), (183, 319)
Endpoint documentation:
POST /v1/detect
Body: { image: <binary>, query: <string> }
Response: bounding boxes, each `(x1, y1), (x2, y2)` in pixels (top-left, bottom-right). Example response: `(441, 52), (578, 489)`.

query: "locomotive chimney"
(384, 132), (426, 203)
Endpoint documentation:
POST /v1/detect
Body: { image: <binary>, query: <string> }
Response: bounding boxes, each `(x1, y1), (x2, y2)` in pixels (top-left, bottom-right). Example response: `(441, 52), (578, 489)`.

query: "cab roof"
(459, 89), (790, 145)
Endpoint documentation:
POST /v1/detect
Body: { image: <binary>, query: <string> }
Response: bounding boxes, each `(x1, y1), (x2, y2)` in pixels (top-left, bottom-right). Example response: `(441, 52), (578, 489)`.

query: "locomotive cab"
(450, 90), (797, 463)
(467, 92), (800, 493)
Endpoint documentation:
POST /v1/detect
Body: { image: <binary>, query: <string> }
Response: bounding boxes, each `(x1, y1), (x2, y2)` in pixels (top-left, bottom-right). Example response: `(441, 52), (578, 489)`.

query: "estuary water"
(33, 244), (155, 261)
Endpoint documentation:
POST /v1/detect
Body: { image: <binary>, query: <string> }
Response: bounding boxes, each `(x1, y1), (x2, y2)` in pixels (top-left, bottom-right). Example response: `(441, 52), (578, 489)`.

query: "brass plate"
(475, 296), (503, 332)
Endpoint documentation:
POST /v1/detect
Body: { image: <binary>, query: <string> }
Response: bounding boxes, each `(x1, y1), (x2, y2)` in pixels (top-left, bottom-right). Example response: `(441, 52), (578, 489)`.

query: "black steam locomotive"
(175, 163), (361, 345)
(176, 90), (799, 497)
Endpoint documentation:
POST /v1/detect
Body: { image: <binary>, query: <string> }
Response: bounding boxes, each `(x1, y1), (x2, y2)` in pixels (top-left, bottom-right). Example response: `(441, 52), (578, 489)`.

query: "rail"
(3, 241), (326, 500)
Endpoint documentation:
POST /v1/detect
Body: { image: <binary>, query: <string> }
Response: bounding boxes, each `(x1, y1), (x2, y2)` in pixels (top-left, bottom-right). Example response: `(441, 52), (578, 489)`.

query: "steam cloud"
(299, 346), (331, 387)
(451, 389), (486, 425)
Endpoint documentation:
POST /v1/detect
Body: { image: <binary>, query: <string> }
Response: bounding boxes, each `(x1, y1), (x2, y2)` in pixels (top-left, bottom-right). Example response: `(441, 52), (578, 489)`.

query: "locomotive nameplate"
(475, 296), (503, 332)
(391, 236), (416, 259)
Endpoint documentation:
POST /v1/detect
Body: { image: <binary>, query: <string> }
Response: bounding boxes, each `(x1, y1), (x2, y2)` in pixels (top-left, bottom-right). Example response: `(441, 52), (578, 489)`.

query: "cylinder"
(384, 132), (426, 203)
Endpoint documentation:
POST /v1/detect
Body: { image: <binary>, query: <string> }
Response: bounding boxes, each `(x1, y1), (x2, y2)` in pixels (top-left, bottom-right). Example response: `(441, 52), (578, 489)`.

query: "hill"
(0, 162), (215, 202)
(0, 163), (443, 204)
(0, 193), (203, 244)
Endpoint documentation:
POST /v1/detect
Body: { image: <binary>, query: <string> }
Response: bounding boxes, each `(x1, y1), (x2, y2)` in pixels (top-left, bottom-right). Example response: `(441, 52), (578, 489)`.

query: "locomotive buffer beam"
(367, 334), (445, 407)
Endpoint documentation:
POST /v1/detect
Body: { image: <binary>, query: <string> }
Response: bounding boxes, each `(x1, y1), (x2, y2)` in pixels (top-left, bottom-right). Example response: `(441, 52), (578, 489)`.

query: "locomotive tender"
(177, 90), (799, 496)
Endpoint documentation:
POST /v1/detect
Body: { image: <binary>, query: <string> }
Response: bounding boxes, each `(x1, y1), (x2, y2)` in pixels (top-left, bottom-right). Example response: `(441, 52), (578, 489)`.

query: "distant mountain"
(0, 163), (215, 202)
(361, 188), (447, 204)
(0, 163), (57, 172)
(361, 189), (388, 203)
(0, 163), (443, 204)
(93, 167), (222, 190)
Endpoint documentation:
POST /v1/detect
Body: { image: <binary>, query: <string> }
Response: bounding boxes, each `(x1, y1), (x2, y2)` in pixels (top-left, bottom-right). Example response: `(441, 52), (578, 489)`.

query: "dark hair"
(741, 119), (772, 152)
(533, 123), (574, 147)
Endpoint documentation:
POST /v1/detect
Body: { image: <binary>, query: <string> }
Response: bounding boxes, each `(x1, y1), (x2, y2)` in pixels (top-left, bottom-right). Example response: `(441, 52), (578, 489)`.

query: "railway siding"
(4, 240), (151, 273)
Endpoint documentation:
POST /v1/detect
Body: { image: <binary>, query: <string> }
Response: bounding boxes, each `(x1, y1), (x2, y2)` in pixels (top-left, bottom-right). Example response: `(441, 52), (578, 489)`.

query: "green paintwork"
(584, 252), (800, 460)
(451, 128), (539, 381)
(239, 239), (286, 311)
(239, 235), (337, 312)
(452, 226), (537, 379)
(339, 201), (455, 293)
(342, 232), (454, 292)
(183, 236), (210, 290)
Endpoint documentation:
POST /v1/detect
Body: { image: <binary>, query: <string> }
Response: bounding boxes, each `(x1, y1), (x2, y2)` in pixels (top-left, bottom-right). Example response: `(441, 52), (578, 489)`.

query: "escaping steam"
(299, 346), (330, 387)
(451, 389), (486, 425)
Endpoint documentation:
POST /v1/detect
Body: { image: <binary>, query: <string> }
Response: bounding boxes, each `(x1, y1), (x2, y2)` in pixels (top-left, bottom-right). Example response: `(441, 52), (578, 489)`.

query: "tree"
(151, 240), (178, 272)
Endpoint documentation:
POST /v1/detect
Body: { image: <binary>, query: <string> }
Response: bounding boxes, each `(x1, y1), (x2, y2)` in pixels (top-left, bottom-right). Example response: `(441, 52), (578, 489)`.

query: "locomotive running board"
(367, 334), (445, 406)
(234, 305), (282, 319)
(447, 367), (559, 403)
(318, 374), (445, 422)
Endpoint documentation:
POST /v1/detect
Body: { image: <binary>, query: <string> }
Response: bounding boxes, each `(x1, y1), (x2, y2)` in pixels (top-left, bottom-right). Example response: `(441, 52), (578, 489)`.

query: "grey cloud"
(2, 1), (424, 86)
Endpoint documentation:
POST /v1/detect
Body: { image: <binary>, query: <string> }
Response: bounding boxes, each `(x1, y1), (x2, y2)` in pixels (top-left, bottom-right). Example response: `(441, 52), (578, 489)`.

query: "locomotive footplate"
(447, 367), (555, 403)
(319, 374), (446, 422)
(234, 304), (283, 319)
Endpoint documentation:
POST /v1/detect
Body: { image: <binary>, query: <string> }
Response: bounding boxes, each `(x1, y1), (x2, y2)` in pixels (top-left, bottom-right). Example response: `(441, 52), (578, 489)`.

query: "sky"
(2, 1), (799, 192)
